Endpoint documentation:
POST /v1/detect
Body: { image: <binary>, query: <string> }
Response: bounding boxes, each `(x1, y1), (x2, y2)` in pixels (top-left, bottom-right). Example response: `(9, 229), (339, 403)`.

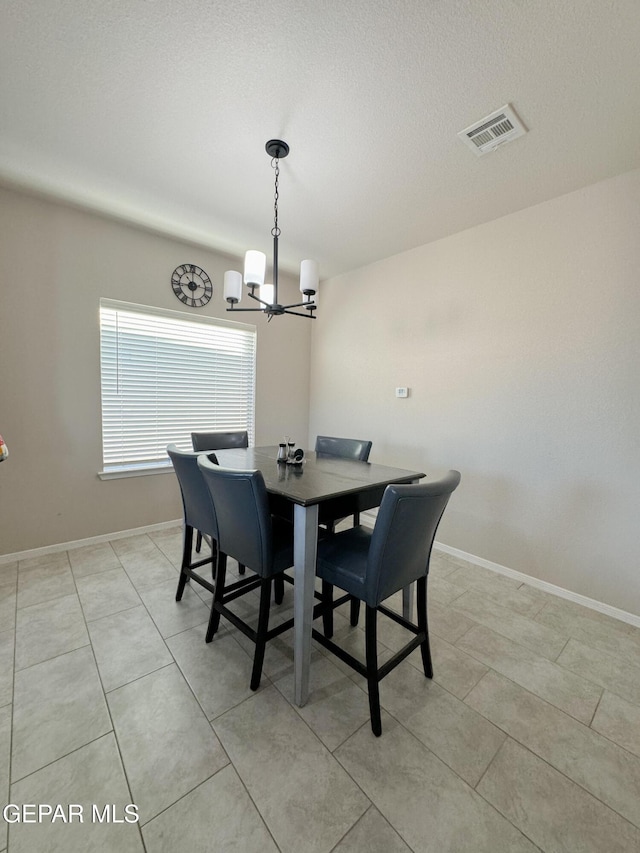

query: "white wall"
(309, 168), (640, 616)
(0, 187), (312, 555)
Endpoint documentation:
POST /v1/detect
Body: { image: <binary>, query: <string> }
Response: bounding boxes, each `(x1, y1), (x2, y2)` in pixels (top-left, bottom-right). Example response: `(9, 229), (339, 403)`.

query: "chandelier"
(223, 140), (319, 320)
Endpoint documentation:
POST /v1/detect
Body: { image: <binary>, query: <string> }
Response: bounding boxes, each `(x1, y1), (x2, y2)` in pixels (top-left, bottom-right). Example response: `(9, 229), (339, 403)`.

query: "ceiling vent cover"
(458, 104), (527, 156)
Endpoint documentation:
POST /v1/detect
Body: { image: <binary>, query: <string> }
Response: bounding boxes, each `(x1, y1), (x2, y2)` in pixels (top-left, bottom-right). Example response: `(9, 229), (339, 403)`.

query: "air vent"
(458, 104), (527, 156)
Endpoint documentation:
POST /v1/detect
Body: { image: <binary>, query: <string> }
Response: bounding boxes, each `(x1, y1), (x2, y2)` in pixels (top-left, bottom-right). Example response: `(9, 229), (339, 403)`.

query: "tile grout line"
(128, 540), (245, 828)
(70, 546), (150, 853)
(451, 619), (625, 719)
(484, 734), (640, 840)
(139, 559), (278, 828)
(4, 566), (18, 853)
(464, 671), (640, 833)
(137, 764), (285, 852)
(470, 737), (545, 851)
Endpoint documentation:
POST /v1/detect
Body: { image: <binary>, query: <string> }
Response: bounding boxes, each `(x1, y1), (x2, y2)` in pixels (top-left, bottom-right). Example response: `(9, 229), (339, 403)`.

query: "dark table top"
(213, 445), (425, 507)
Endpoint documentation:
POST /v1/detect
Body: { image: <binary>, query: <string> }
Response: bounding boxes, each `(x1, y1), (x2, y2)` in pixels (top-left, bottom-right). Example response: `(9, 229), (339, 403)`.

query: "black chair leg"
(274, 575), (285, 605)
(210, 539), (218, 580)
(238, 563), (246, 575)
(365, 604), (382, 736)
(206, 552), (227, 643)
(176, 526), (194, 601)
(350, 597), (360, 626)
(195, 530), (203, 553)
(251, 577), (272, 691)
(417, 576), (433, 678)
(322, 581), (334, 638)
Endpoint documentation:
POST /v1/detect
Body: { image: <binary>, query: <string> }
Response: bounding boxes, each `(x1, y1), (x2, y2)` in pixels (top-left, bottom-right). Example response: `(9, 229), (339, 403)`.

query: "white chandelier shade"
(223, 270), (243, 304)
(244, 250), (267, 288)
(260, 283), (275, 309)
(299, 259), (319, 296)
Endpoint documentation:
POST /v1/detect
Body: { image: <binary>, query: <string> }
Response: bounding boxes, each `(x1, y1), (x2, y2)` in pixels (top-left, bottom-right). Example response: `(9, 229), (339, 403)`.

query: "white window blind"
(99, 299), (256, 475)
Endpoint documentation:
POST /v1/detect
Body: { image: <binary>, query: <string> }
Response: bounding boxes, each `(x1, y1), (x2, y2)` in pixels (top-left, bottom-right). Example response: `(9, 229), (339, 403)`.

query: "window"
(99, 299), (256, 477)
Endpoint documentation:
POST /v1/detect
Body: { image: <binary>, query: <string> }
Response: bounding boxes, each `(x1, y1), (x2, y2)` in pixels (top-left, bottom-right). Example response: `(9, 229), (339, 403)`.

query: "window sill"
(98, 464), (174, 480)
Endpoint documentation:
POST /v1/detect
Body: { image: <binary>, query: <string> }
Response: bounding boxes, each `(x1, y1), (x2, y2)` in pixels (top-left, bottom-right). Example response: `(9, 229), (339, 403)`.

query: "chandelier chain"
(271, 157), (281, 238)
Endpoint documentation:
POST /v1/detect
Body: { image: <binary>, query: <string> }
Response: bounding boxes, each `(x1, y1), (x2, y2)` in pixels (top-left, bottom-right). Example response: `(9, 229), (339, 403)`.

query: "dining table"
(213, 445), (425, 706)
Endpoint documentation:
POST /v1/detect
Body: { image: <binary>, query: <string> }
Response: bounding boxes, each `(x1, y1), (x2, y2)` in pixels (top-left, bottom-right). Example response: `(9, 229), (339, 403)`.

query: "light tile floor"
(2, 527), (640, 852)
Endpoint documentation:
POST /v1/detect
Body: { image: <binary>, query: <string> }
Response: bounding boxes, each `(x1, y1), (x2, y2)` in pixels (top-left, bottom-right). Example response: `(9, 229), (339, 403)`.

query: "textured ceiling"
(1, 0), (640, 278)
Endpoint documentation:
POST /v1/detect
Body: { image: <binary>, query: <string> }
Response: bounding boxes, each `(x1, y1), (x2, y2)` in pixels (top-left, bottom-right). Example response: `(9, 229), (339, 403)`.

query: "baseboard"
(4, 512), (639, 630)
(361, 509), (640, 629)
(0, 519), (183, 565)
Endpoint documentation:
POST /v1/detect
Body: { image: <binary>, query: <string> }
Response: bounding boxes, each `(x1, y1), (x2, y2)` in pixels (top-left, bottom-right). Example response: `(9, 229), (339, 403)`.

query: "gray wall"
(308, 168), (640, 616)
(0, 187), (312, 554)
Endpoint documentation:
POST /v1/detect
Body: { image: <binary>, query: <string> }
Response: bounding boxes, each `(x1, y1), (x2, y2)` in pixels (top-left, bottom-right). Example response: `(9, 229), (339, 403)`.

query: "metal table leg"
(402, 585), (414, 619)
(402, 478), (421, 619)
(293, 503), (319, 706)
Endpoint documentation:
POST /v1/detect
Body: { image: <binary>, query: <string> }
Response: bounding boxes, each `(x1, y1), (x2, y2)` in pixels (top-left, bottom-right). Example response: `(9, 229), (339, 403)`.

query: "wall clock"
(171, 264), (213, 307)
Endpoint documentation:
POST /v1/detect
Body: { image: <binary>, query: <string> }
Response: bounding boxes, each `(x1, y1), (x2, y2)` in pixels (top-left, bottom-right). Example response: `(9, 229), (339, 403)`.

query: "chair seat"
(316, 526), (371, 601)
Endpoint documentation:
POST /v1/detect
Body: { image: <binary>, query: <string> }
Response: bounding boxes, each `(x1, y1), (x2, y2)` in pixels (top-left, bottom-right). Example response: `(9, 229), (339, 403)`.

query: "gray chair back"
(197, 456), (276, 577)
(167, 445), (219, 538)
(191, 430), (249, 452)
(315, 435), (372, 462)
(366, 470), (461, 606)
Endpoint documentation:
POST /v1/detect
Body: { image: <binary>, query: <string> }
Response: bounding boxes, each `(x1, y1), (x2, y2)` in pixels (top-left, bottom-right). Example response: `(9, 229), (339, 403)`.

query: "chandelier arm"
(283, 309), (316, 319)
(247, 292), (272, 308)
(280, 300), (317, 310)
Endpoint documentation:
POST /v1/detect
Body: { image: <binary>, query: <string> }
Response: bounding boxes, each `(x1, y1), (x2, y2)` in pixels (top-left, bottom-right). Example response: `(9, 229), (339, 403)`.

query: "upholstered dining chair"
(314, 435), (372, 463)
(191, 430), (249, 563)
(167, 445), (221, 602)
(312, 470), (461, 736)
(197, 456), (296, 691)
(169, 444), (285, 642)
(315, 435), (372, 533)
(315, 435), (374, 626)
(191, 430), (249, 452)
